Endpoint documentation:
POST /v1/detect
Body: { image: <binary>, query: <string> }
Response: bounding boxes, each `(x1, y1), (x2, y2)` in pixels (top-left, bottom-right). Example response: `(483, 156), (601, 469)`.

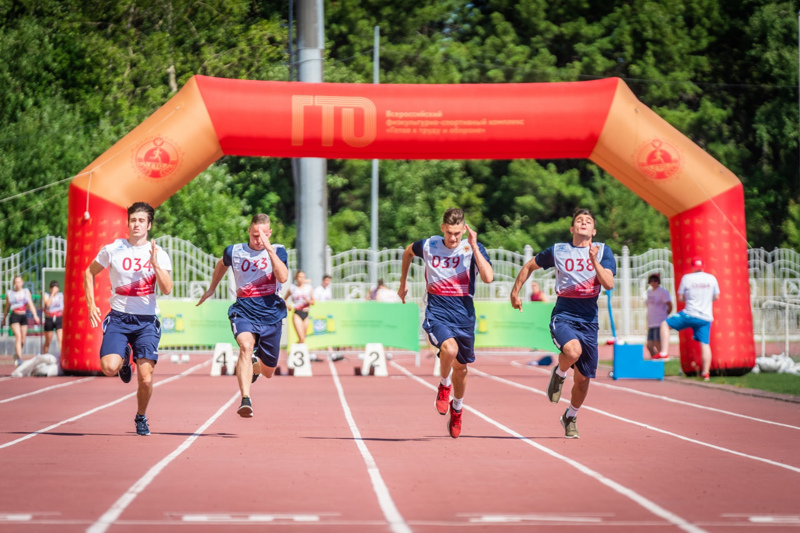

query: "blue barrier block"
(612, 343), (664, 380)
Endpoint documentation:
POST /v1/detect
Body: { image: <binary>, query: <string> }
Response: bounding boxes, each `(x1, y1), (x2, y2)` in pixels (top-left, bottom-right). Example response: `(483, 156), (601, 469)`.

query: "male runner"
(510, 208), (616, 438)
(197, 214), (288, 418)
(398, 208), (494, 438)
(85, 202), (173, 436)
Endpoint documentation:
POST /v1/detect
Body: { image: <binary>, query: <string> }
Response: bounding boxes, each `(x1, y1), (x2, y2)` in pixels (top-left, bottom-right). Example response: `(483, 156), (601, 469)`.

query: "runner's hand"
(466, 224), (478, 248)
(88, 303), (102, 328)
(196, 288), (215, 306)
(398, 284), (408, 304)
(510, 294), (523, 312)
(150, 241), (160, 268)
(258, 226), (273, 251)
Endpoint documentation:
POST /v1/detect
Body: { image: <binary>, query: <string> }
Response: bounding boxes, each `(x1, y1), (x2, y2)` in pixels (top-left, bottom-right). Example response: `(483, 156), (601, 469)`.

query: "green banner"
(473, 301), (555, 350)
(158, 299), (235, 347)
(288, 301), (420, 352)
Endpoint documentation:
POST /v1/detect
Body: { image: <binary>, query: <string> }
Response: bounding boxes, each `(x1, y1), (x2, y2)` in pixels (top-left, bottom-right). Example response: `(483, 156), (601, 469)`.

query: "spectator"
(645, 273), (672, 359)
(314, 274), (333, 302)
(658, 257), (720, 381)
(529, 280), (549, 302)
(3, 275), (39, 366)
(375, 280), (401, 302)
(284, 270), (315, 344)
(42, 280), (64, 355)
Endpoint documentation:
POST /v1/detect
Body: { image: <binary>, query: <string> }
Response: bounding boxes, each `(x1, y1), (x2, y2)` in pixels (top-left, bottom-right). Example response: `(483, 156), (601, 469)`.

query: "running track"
(1, 352), (799, 532)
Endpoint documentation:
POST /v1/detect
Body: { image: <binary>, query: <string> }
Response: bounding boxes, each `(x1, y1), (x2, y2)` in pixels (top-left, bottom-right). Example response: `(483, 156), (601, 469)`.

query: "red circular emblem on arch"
(132, 136), (182, 179)
(635, 139), (682, 180)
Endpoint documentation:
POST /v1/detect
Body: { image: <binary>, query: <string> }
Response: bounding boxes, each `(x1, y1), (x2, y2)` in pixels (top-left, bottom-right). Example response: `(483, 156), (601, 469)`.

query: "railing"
(3, 237), (800, 344)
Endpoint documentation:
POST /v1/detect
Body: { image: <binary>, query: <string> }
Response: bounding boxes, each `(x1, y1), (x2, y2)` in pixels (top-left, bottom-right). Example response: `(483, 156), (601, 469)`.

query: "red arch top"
(194, 76), (619, 160)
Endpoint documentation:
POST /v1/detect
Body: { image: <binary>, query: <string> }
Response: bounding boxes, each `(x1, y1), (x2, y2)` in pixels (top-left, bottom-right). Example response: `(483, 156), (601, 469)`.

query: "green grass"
(601, 359), (800, 397)
(665, 360), (800, 396)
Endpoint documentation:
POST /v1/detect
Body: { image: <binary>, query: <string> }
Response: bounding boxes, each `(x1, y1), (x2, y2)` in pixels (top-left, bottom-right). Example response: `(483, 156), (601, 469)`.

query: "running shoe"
(251, 355), (260, 383)
(547, 366), (565, 403)
(13, 356), (21, 367)
(651, 353), (670, 360)
(119, 345), (132, 384)
(701, 372), (710, 382)
(448, 400), (462, 438)
(237, 396), (254, 418)
(134, 413), (150, 436)
(435, 383), (451, 415)
(560, 409), (579, 439)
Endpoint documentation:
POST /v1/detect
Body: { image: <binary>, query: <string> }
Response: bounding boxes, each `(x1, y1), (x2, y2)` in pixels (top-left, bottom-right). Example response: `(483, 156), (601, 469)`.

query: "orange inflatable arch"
(63, 76), (754, 375)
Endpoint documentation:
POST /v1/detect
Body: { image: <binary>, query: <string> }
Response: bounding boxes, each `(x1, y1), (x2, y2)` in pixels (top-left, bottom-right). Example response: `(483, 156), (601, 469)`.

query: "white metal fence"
(2, 237), (800, 346)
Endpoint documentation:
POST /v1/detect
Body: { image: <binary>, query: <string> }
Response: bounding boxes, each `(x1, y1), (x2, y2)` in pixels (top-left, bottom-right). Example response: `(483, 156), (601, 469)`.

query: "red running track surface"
(0, 352), (799, 532)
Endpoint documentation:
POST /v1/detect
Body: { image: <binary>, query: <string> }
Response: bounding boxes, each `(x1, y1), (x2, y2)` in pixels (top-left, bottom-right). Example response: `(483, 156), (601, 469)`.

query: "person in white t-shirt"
(2, 275), (40, 366)
(284, 271), (315, 344)
(645, 273), (672, 359)
(313, 275), (332, 302)
(375, 280), (401, 303)
(42, 280), (65, 355)
(84, 202), (173, 436)
(658, 257), (720, 381)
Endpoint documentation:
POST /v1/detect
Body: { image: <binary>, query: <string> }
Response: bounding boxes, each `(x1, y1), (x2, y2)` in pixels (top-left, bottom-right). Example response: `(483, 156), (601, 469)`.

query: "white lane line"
(0, 361), (209, 450)
(87, 390), (239, 533)
(473, 367), (800, 475)
(392, 362), (706, 533)
(511, 360), (800, 431)
(328, 359), (411, 533)
(0, 377), (95, 404)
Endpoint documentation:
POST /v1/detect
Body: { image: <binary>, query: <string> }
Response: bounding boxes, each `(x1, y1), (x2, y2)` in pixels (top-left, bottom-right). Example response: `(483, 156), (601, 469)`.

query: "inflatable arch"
(63, 75), (754, 375)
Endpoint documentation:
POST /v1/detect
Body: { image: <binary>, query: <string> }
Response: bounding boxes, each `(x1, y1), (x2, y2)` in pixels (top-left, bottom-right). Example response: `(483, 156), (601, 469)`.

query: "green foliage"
(0, 0), (797, 258)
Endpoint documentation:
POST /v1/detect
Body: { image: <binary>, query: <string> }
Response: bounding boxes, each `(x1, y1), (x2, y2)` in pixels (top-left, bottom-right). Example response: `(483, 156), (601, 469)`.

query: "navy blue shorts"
(549, 315), (599, 378)
(229, 313), (283, 368)
(423, 318), (475, 365)
(100, 310), (161, 362)
(647, 327), (661, 342)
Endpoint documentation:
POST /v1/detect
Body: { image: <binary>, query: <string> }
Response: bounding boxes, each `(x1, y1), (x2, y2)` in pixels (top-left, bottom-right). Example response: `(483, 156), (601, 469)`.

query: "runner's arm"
(84, 261), (106, 327)
(197, 259), (227, 306)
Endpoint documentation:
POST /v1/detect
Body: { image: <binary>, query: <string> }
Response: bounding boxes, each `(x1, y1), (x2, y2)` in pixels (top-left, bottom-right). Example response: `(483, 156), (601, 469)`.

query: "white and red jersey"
(7, 288), (32, 313)
(223, 243), (288, 324)
(535, 242), (616, 323)
(288, 282), (313, 311)
(46, 292), (65, 317)
(94, 239), (172, 315)
(678, 271), (720, 322)
(412, 236), (491, 327)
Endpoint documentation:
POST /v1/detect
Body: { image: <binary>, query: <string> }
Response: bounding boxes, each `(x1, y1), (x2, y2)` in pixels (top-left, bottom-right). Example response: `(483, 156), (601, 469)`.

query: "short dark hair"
(442, 208), (465, 225)
(323, 274), (331, 281)
(128, 202), (155, 224)
(571, 208), (595, 225)
(251, 213), (270, 225)
(49, 280), (59, 288)
(648, 273), (661, 284)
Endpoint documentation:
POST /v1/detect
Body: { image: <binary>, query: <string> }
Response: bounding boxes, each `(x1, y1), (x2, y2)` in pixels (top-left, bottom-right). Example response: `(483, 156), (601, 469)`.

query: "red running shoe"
(701, 372), (710, 382)
(448, 400), (462, 438)
(435, 383), (451, 415)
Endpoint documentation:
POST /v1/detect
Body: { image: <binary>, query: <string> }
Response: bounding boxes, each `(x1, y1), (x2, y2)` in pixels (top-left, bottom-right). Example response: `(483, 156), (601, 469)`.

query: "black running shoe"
(119, 345), (133, 384)
(134, 413), (150, 436)
(237, 396), (254, 418)
(251, 355), (260, 383)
